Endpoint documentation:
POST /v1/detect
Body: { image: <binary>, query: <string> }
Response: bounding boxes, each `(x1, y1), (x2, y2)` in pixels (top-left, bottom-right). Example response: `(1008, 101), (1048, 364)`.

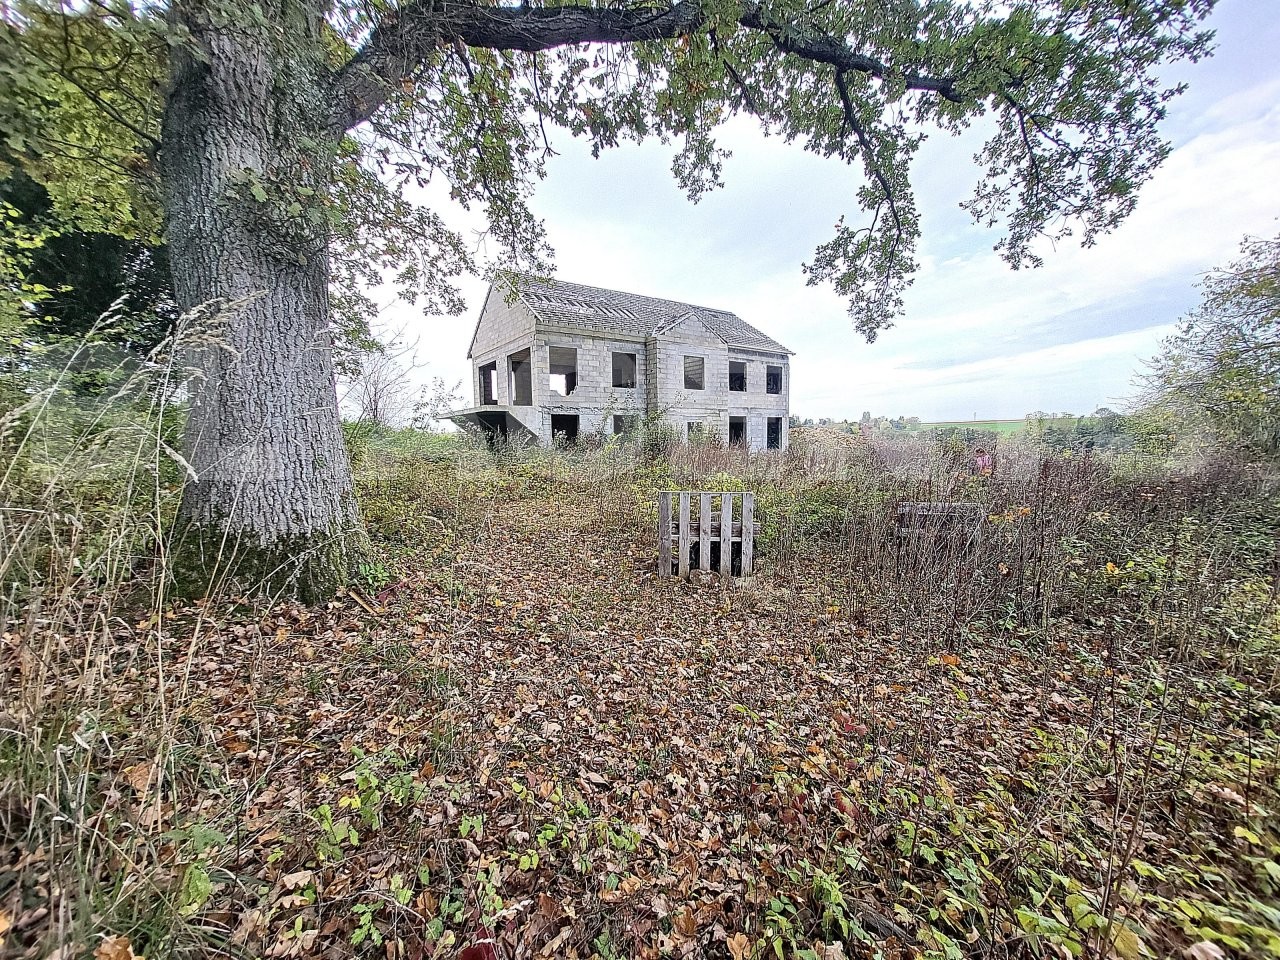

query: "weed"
(356, 559), (391, 591)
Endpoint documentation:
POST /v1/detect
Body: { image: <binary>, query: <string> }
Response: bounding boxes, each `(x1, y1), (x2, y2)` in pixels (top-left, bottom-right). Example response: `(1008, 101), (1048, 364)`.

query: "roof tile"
(511, 275), (792, 354)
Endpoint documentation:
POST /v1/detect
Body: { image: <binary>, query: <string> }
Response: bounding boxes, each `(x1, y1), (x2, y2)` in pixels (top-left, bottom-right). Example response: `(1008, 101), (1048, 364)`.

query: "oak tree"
(0, 0), (1215, 598)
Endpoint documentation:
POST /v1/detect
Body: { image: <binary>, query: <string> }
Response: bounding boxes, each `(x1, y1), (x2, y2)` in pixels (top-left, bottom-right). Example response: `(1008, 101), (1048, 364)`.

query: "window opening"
(684, 356), (705, 390)
(551, 414), (579, 445)
(548, 346), (578, 396)
(509, 349), (532, 406)
(612, 352), (637, 388)
(479, 361), (497, 405)
(766, 364), (783, 394)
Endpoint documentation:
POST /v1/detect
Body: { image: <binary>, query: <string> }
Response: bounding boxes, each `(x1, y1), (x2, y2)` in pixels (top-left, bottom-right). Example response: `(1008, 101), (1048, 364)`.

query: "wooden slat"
(658, 492), (672, 576)
(719, 493), (733, 576)
(678, 492), (691, 578)
(664, 521), (757, 537)
(741, 492), (754, 576)
(698, 493), (711, 571)
(665, 522), (754, 539)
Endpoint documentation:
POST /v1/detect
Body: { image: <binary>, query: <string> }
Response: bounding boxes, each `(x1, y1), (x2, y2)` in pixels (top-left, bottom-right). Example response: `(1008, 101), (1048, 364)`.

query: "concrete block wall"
(726, 349), (790, 451)
(529, 328), (650, 443)
(644, 339), (661, 413)
(652, 314), (730, 438)
(532, 328), (650, 409)
(469, 284), (536, 407)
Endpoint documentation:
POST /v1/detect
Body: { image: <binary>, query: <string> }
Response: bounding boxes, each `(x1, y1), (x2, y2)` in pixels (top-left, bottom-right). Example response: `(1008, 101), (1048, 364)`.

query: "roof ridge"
(517, 273), (736, 318)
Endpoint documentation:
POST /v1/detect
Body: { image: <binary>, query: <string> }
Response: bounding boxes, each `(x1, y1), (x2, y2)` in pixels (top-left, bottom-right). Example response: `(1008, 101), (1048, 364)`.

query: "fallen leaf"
(122, 762), (155, 798)
(459, 928), (498, 960)
(94, 935), (142, 960)
(280, 869), (313, 890)
(1109, 925), (1146, 960)
(1183, 944), (1225, 960)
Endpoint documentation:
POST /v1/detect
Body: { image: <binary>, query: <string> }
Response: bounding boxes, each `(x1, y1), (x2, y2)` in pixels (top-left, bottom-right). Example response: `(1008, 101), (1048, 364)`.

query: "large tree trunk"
(161, 0), (367, 601)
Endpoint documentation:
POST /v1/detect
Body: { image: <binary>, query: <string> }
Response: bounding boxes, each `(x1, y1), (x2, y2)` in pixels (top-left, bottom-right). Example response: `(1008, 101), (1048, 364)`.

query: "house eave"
(726, 343), (795, 357)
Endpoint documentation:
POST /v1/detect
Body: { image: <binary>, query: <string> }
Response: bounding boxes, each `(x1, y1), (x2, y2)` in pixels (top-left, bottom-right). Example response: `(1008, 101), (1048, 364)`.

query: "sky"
(374, 0), (1280, 423)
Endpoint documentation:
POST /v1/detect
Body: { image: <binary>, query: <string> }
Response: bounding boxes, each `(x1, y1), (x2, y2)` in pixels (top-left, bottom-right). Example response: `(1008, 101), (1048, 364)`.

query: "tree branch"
(328, 0), (964, 133)
(736, 5), (962, 104)
(710, 27), (760, 116)
(834, 67), (902, 257)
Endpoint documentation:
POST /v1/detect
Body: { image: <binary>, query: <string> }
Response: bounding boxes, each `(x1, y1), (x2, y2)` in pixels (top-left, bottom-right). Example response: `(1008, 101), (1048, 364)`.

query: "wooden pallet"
(895, 501), (985, 541)
(658, 491), (758, 578)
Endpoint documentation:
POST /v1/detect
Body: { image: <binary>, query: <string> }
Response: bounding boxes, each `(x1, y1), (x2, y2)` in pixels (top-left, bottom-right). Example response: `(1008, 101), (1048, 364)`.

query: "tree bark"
(161, 0), (367, 600)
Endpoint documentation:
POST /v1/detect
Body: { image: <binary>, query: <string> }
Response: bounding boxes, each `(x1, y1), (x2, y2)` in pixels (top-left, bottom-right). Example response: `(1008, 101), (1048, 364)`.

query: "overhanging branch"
(328, 1), (965, 133)
(834, 67), (902, 278)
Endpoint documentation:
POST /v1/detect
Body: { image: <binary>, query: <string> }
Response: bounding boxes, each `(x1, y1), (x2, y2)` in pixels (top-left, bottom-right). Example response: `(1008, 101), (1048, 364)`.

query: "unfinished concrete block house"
(452, 276), (793, 450)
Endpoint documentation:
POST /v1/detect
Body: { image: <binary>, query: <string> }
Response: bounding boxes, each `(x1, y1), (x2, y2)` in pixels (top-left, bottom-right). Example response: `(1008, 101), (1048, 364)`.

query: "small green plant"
(592, 929), (620, 960)
(355, 559), (392, 591)
(315, 803), (359, 860)
(390, 872), (413, 905)
(764, 895), (800, 958)
(350, 901), (383, 947)
(425, 892), (467, 942)
(334, 745), (425, 836)
(303, 666), (326, 696)
(162, 821), (228, 917)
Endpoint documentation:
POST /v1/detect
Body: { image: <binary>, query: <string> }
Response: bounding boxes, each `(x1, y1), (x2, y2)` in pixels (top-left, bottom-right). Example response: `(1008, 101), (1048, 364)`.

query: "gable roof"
(492, 275), (793, 355)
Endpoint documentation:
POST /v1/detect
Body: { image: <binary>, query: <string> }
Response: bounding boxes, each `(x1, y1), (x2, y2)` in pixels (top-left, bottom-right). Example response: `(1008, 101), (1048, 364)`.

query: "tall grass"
(0, 309), (234, 958)
(423, 428), (1276, 669)
(371, 422), (1277, 665)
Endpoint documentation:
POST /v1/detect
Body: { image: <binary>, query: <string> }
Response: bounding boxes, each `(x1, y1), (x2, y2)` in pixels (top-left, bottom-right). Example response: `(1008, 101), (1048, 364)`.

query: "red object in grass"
(459, 929), (498, 960)
(375, 579), (408, 603)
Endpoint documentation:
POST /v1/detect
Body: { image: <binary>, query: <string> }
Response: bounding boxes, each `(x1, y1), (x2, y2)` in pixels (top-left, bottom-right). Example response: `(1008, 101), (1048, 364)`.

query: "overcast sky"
(375, 0), (1280, 423)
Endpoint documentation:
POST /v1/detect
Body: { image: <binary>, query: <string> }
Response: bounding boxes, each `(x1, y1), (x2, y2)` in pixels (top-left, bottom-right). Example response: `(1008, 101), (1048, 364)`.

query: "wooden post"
(658, 492), (672, 576)
(698, 492), (712, 572)
(678, 492), (691, 578)
(719, 493), (733, 576)
(741, 492), (754, 576)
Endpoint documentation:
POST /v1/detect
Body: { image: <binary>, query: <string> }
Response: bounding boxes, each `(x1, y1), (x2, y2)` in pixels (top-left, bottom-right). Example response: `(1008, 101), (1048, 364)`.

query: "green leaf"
(179, 862), (213, 916)
(1111, 925), (1147, 960)
(1234, 825), (1262, 845)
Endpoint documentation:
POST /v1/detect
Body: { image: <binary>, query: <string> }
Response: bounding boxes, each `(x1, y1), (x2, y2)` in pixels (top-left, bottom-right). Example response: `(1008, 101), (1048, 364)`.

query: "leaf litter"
(3, 483), (1277, 960)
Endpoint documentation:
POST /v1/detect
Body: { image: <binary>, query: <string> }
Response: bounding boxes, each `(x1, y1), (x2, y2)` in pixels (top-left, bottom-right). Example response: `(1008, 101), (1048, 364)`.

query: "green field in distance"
(909, 418), (1082, 434)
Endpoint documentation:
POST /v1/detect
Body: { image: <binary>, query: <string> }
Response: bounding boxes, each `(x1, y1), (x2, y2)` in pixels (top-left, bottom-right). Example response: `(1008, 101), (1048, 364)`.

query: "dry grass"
(2, 409), (1278, 959)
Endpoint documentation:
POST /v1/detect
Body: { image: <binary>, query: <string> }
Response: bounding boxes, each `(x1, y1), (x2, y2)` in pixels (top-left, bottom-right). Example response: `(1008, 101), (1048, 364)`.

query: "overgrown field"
(3, 422), (1279, 960)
